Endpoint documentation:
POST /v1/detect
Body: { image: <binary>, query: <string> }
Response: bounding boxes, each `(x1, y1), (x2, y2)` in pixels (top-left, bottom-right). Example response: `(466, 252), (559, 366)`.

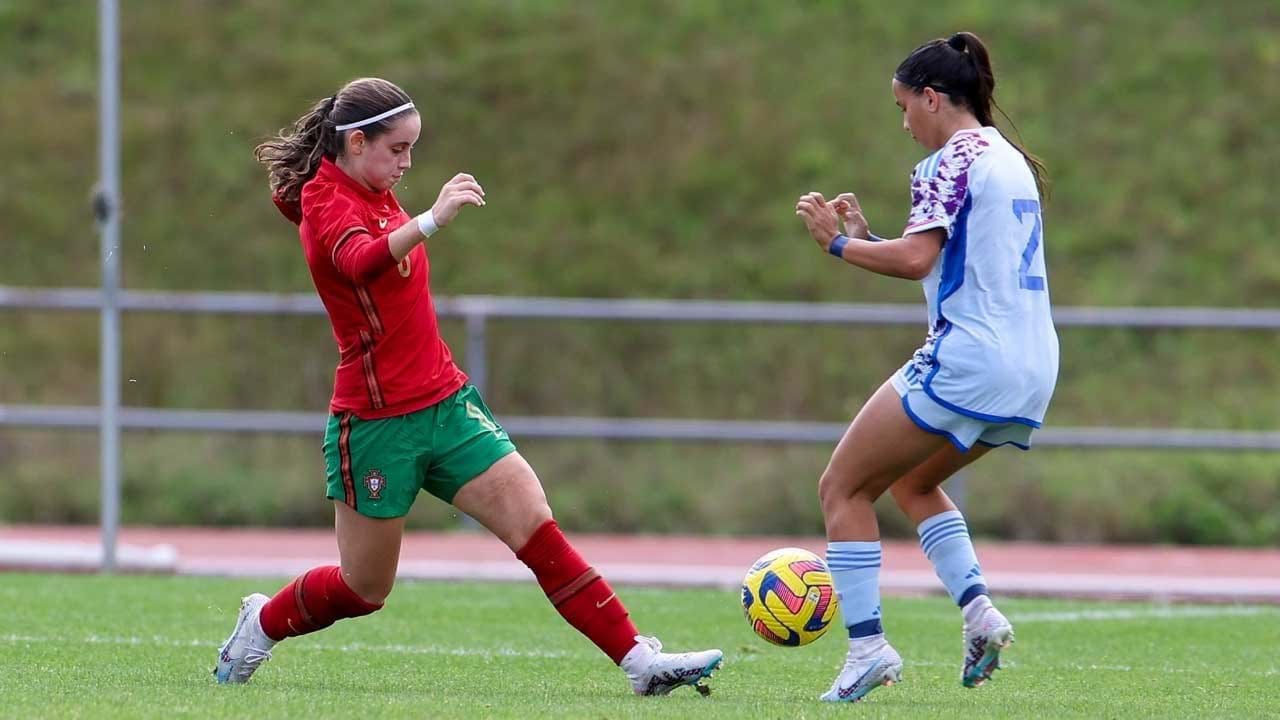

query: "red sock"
(258, 565), (383, 642)
(516, 520), (639, 664)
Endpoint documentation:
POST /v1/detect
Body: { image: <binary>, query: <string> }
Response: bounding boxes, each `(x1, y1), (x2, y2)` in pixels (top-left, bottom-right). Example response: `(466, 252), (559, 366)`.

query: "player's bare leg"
(453, 452), (722, 695)
(888, 444), (989, 526)
(450, 451), (552, 551)
(334, 502), (406, 604)
(819, 382), (955, 541)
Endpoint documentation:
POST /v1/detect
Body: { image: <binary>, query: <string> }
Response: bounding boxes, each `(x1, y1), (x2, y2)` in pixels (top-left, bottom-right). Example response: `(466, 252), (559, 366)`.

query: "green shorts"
(323, 384), (517, 518)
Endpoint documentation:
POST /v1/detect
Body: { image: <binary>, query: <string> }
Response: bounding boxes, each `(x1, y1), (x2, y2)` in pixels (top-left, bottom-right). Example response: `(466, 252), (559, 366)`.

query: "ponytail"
(946, 33), (995, 127)
(254, 95), (340, 211)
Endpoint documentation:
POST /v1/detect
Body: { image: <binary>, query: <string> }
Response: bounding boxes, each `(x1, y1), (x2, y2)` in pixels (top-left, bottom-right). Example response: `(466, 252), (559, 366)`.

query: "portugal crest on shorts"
(363, 469), (386, 500)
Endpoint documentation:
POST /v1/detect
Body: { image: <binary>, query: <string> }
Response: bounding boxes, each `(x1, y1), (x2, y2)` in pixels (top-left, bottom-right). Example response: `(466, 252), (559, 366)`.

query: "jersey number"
(1012, 199), (1045, 291)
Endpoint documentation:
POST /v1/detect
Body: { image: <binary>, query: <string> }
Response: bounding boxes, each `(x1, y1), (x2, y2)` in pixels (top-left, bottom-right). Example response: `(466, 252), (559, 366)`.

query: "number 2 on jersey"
(1012, 199), (1045, 291)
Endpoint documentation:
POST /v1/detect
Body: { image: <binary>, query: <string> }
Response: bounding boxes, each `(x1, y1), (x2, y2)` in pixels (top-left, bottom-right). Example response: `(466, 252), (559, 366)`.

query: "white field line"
(2, 631), (1277, 677)
(175, 561), (1280, 602)
(0, 633), (574, 660)
(1012, 605), (1280, 623)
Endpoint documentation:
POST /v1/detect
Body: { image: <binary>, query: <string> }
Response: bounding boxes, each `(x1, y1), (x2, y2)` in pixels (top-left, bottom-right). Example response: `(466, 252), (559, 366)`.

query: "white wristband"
(416, 209), (439, 238)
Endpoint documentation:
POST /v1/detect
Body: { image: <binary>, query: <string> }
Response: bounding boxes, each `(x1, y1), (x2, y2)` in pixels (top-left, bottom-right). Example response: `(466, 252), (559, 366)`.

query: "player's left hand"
(832, 192), (870, 240)
(795, 191), (840, 251)
(431, 173), (487, 228)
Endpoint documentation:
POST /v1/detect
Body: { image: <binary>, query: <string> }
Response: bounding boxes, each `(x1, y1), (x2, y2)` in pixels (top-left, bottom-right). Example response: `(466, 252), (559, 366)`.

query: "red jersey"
(278, 157), (467, 419)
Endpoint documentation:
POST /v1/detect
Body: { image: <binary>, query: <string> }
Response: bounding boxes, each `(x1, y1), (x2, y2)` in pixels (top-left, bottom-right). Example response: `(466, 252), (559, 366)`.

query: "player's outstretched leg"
(213, 593), (275, 684)
(961, 594), (1014, 687)
(515, 517), (723, 695)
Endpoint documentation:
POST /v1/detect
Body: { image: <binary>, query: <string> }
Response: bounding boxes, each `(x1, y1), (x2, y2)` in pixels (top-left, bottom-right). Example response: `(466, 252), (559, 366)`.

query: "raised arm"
(796, 191), (942, 280)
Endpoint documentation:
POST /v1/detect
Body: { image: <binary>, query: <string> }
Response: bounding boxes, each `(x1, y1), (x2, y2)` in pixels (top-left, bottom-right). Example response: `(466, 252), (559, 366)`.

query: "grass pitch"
(1, 573), (1276, 719)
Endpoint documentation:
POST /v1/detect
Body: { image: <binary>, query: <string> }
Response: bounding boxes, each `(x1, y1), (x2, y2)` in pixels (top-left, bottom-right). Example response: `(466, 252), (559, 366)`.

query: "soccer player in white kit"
(794, 32), (1058, 702)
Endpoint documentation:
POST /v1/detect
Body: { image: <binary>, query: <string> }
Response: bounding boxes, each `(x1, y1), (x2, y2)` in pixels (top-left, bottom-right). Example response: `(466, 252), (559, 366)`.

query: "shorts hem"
(921, 381), (1042, 428)
(899, 394), (972, 452)
(975, 439), (1032, 451)
(439, 444), (518, 505)
(325, 494), (411, 519)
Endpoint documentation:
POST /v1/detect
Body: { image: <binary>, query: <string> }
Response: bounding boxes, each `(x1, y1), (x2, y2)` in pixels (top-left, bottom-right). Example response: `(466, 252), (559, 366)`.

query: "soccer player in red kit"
(215, 77), (722, 695)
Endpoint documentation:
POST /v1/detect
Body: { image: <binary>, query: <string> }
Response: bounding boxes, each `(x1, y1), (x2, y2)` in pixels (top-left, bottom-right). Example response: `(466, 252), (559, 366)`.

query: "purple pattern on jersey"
(906, 131), (990, 234)
(909, 319), (949, 375)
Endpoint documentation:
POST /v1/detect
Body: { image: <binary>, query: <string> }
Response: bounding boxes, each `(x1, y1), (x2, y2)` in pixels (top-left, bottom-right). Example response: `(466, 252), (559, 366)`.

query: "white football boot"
(213, 593), (276, 684)
(962, 601), (1014, 688)
(820, 638), (903, 702)
(621, 635), (723, 696)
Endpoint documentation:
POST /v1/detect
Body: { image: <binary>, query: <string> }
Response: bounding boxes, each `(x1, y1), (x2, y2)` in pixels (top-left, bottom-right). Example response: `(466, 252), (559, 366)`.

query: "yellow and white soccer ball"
(741, 547), (839, 647)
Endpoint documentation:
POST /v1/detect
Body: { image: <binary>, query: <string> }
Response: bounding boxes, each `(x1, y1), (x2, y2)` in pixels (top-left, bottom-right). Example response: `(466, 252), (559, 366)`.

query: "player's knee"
(890, 474), (942, 504)
(513, 501), (554, 548)
(820, 469), (887, 519)
(818, 469), (854, 513)
(358, 587), (392, 607)
(345, 573), (396, 606)
(889, 480), (920, 503)
(528, 499), (553, 525)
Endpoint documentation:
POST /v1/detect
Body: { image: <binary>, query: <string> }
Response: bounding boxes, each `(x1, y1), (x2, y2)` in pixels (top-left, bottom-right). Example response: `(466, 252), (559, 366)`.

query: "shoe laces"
(624, 636), (661, 684)
(966, 607), (1000, 634)
(837, 649), (879, 679)
(838, 654), (864, 676)
(231, 644), (273, 681)
(634, 635), (663, 655)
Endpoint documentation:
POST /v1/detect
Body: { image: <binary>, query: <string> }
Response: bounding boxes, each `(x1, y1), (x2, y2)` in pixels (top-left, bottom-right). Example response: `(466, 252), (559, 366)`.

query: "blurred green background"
(2, 1), (1278, 543)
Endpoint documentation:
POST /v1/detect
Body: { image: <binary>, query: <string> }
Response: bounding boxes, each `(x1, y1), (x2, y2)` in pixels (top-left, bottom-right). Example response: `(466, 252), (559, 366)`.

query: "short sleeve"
(905, 131), (991, 238)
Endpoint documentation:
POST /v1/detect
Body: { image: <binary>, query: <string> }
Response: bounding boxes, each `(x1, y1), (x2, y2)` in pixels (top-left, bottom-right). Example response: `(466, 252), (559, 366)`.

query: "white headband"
(334, 102), (415, 132)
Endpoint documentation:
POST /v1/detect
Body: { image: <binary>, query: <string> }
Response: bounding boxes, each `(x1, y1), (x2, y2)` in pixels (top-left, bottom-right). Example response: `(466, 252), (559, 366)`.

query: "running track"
(2, 525), (1278, 603)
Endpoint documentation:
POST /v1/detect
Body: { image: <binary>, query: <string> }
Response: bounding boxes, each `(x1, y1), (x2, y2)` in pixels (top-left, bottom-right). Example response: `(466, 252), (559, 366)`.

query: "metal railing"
(5, 285), (1280, 569)
(4, 286), (1279, 451)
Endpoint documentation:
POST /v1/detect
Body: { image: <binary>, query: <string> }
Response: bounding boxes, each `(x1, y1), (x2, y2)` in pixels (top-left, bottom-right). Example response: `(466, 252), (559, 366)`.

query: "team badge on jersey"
(363, 469), (387, 500)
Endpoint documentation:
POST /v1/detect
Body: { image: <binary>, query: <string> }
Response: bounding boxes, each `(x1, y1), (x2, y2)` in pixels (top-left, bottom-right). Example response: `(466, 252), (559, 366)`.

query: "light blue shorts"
(891, 361), (1034, 452)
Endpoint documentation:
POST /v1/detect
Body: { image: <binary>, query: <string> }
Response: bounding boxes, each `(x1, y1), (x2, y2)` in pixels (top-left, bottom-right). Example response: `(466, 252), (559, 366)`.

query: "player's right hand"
(431, 173), (486, 227)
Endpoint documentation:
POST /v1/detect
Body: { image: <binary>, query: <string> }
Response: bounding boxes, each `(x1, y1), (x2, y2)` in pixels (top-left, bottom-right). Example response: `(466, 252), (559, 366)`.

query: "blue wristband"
(828, 234), (850, 258)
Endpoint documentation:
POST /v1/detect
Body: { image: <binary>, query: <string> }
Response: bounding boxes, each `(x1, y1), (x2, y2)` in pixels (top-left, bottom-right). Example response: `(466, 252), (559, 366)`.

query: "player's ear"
(922, 87), (940, 112)
(347, 129), (366, 156)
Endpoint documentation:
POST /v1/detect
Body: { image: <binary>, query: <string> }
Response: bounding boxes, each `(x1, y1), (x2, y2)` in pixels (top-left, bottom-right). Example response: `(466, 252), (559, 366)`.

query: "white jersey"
(902, 126), (1059, 426)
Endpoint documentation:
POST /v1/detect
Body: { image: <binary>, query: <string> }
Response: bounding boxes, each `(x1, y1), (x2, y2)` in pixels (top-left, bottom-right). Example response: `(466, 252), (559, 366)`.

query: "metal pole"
(459, 313), (488, 530)
(465, 313), (488, 394)
(96, 0), (122, 572)
(949, 469), (966, 515)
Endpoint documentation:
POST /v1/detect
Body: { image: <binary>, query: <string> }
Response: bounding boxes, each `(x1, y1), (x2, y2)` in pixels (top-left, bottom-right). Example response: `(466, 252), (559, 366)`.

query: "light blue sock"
(826, 541), (882, 638)
(918, 510), (988, 607)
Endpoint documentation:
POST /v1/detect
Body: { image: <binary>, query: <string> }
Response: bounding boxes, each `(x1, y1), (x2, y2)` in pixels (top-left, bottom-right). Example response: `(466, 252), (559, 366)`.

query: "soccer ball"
(741, 547), (839, 647)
